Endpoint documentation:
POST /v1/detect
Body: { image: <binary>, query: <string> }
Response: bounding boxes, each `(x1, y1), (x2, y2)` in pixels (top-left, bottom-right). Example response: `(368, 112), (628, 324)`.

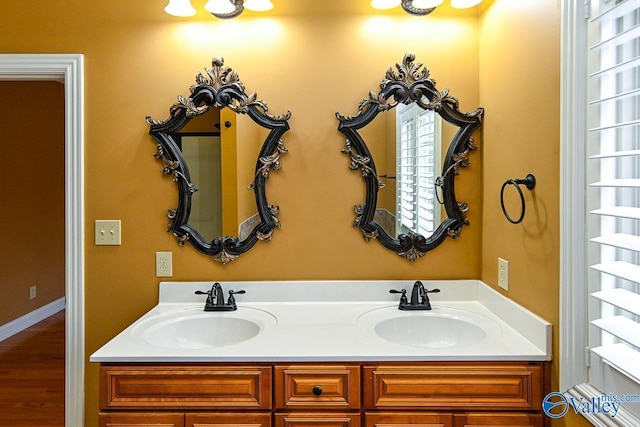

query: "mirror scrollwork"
(146, 57), (291, 264)
(336, 52), (484, 262)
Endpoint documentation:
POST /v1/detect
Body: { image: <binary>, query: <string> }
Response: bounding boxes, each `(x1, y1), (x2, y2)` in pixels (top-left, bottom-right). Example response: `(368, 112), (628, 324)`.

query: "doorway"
(0, 54), (84, 427)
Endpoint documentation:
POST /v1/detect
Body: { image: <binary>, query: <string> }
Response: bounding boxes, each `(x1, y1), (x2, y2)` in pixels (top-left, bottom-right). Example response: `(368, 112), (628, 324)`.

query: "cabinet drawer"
(100, 365), (272, 410)
(453, 412), (543, 427)
(275, 412), (361, 427)
(99, 412), (184, 427)
(275, 365), (360, 410)
(185, 412), (271, 427)
(365, 412), (453, 427)
(363, 364), (543, 411)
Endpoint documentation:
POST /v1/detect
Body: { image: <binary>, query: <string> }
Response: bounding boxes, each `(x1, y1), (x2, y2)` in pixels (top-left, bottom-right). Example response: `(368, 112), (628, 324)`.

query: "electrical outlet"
(29, 285), (36, 300)
(95, 220), (121, 245)
(156, 251), (173, 277)
(498, 257), (509, 291)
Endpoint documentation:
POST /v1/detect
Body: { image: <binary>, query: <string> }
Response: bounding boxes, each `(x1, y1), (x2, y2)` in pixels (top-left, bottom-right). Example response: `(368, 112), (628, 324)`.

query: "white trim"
(0, 54), (85, 427)
(560, 0), (589, 392)
(0, 297), (66, 342)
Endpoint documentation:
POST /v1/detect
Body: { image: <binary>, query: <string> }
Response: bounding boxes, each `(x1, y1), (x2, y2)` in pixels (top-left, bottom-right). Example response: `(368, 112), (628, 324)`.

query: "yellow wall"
(0, 81), (65, 325)
(479, 1), (589, 426)
(0, 1), (587, 426)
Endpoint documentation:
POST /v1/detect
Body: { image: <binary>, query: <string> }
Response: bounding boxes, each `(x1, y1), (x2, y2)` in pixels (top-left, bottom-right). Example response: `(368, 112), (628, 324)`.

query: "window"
(395, 103), (441, 236)
(587, 0), (640, 408)
(562, 0), (640, 422)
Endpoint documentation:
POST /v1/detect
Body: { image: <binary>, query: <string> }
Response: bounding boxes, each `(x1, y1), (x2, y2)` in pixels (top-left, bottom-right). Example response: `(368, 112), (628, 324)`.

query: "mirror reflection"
(336, 52), (483, 261)
(147, 57), (291, 264)
(171, 109), (225, 242)
(171, 108), (265, 243)
(360, 105), (462, 239)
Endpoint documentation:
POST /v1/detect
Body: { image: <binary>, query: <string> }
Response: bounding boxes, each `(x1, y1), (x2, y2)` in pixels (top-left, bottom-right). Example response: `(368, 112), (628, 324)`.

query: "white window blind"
(587, 0), (640, 394)
(396, 103), (441, 236)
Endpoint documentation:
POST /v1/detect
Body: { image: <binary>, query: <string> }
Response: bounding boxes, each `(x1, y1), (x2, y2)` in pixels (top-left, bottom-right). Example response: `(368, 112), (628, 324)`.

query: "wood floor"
(0, 310), (65, 426)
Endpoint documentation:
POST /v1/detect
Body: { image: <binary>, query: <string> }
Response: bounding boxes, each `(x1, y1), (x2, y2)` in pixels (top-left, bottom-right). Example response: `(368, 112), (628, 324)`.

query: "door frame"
(0, 54), (85, 427)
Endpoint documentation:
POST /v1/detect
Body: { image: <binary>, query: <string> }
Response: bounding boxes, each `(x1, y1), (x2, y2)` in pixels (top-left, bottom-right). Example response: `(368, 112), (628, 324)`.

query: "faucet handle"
(419, 288), (440, 305)
(195, 290), (210, 296)
(226, 289), (246, 307)
(390, 289), (408, 305)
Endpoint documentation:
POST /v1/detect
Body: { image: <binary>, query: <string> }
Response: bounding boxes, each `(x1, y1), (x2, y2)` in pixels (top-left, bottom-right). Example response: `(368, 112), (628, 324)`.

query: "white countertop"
(90, 280), (552, 363)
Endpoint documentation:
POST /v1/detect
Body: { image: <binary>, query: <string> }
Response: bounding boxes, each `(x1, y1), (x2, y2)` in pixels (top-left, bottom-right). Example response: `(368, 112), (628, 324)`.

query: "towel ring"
(500, 174), (536, 224)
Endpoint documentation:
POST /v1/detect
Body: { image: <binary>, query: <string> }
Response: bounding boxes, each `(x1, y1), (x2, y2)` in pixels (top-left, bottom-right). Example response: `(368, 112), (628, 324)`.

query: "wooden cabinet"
(99, 364), (272, 426)
(363, 363), (543, 411)
(275, 412), (362, 427)
(453, 412), (543, 427)
(275, 365), (360, 410)
(98, 412), (272, 427)
(365, 412), (454, 427)
(100, 364), (272, 411)
(274, 365), (361, 427)
(98, 362), (547, 427)
(99, 412), (184, 427)
(185, 412), (272, 427)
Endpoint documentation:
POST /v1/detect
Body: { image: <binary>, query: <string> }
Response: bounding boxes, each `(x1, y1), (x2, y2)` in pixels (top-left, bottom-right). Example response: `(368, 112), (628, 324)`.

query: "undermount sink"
(357, 306), (500, 349)
(132, 307), (277, 349)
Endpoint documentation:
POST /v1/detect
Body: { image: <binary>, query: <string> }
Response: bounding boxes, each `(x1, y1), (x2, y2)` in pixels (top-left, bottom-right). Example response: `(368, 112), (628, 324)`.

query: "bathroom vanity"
(91, 281), (552, 427)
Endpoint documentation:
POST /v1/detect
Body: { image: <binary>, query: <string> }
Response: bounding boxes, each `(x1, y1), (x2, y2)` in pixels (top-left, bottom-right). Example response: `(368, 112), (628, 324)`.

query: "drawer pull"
(312, 385), (323, 396)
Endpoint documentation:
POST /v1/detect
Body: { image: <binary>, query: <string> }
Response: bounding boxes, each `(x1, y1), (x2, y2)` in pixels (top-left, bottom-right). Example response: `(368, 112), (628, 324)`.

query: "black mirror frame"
(146, 57), (291, 264)
(336, 53), (483, 262)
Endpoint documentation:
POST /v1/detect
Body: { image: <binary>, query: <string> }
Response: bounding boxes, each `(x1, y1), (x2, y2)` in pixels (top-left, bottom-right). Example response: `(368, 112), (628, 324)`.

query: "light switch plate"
(95, 220), (121, 245)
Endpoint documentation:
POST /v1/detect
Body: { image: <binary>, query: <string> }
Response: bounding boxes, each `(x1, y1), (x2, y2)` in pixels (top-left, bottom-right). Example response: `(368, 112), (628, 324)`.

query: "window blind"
(396, 104), (440, 236)
(588, 0), (640, 388)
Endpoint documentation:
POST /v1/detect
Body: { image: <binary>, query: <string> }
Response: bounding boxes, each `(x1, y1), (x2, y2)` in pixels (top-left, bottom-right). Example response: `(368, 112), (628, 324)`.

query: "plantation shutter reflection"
(396, 104), (440, 237)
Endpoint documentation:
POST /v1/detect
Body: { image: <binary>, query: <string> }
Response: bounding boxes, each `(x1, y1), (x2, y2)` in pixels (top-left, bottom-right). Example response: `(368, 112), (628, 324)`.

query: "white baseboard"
(0, 297), (66, 342)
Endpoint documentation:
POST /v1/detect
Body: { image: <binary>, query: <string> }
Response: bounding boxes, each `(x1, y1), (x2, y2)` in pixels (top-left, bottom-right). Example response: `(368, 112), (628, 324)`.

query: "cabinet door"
(453, 413), (543, 427)
(365, 412), (453, 427)
(275, 412), (361, 427)
(185, 412), (271, 427)
(99, 412), (184, 427)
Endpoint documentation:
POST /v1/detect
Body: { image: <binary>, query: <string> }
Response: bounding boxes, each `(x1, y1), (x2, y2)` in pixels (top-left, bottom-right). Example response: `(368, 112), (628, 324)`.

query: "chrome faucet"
(195, 282), (246, 311)
(390, 280), (440, 310)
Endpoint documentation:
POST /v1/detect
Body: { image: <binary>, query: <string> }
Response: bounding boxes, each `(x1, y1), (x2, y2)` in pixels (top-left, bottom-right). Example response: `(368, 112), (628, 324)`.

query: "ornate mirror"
(336, 53), (483, 261)
(147, 57), (290, 264)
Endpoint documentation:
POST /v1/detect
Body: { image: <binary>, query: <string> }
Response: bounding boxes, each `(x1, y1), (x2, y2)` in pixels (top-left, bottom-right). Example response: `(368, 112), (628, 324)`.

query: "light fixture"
(204, 0), (237, 14)
(372, 0), (482, 16)
(164, 0), (197, 17)
(243, 0), (274, 12)
(207, 0), (244, 18)
(411, 0), (444, 7)
(164, 0), (273, 19)
(450, 0), (482, 8)
(370, 0), (402, 10)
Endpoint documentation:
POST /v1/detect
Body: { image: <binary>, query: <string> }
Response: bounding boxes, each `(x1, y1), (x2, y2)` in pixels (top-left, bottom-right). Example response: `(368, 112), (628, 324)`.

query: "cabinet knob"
(312, 385), (323, 396)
